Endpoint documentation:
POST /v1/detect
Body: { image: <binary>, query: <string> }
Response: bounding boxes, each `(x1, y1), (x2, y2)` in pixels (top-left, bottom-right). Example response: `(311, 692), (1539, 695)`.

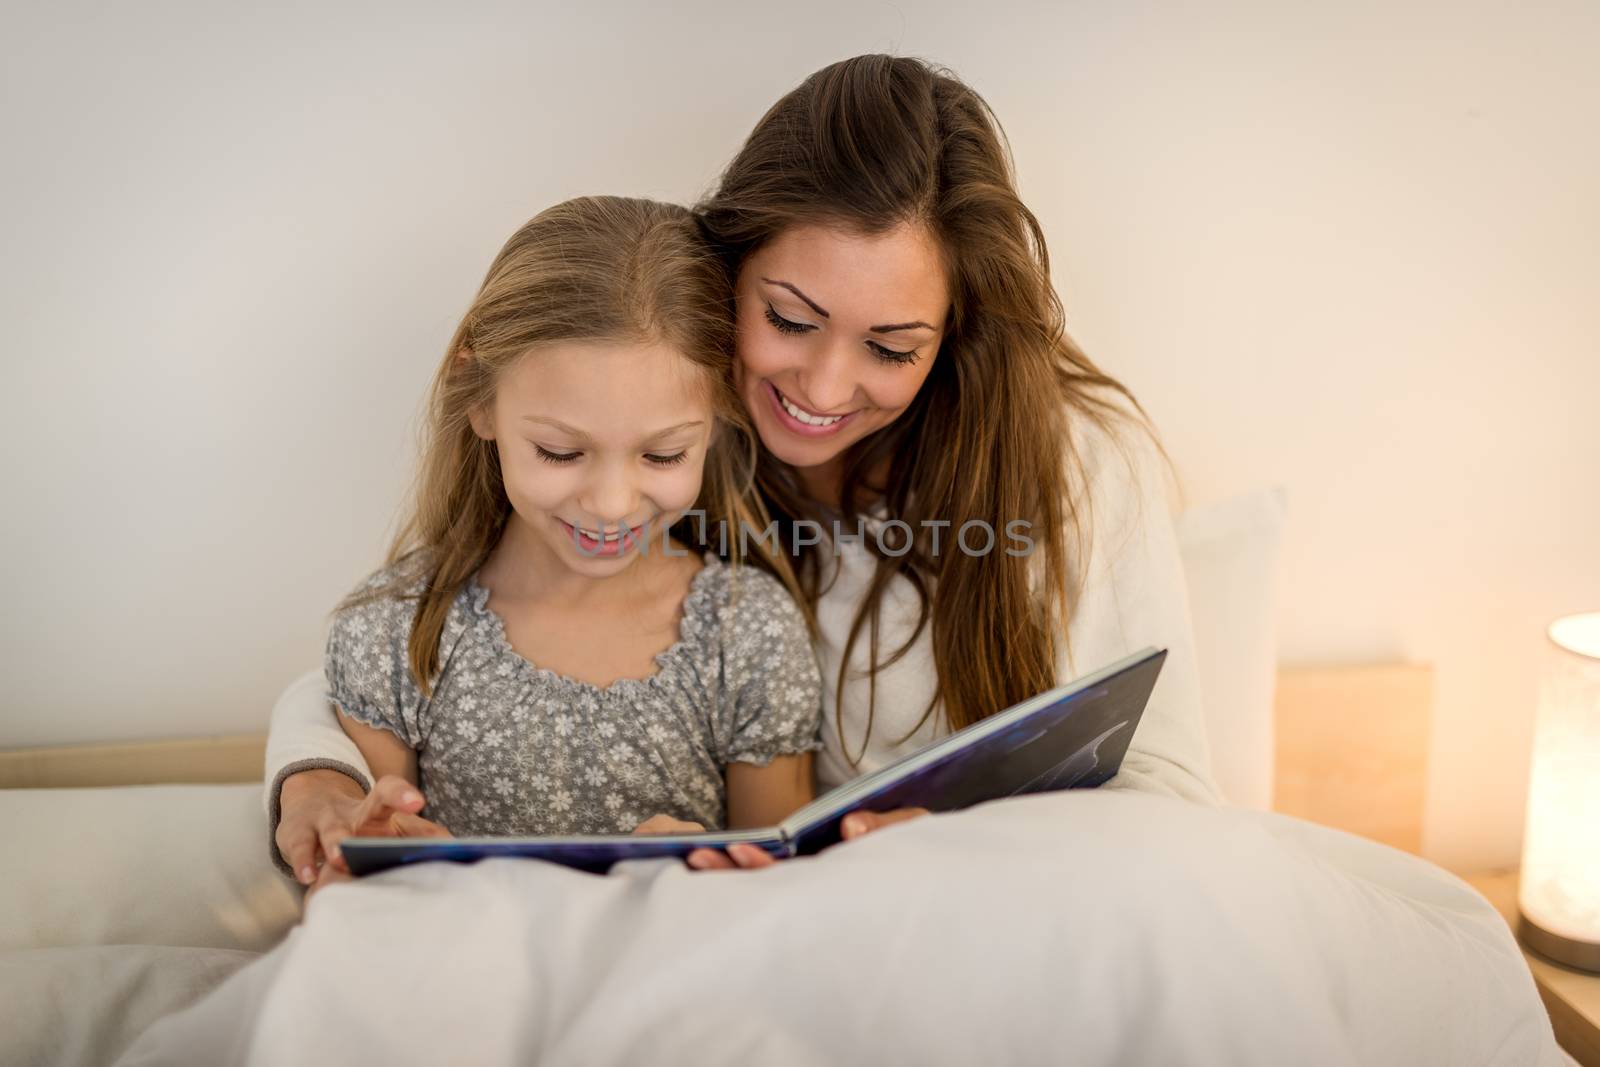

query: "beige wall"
(2, 2), (1595, 874)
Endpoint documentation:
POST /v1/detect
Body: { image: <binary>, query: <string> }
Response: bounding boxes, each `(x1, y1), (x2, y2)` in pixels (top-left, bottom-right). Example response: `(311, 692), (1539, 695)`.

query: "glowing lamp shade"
(1519, 611), (1600, 972)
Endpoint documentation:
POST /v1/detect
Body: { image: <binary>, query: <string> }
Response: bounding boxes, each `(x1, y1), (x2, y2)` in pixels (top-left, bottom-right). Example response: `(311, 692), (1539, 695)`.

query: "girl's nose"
(582, 467), (641, 527)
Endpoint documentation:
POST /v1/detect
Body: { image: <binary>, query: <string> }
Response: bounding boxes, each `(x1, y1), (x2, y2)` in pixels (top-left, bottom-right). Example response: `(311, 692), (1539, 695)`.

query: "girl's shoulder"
(326, 555), (463, 662)
(323, 558), (450, 746)
(332, 558), (431, 623)
(679, 554), (809, 655)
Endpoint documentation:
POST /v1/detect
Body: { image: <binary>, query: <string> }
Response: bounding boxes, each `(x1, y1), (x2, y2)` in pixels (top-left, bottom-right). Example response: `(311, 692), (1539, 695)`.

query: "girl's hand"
(276, 770), (452, 886)
(630, 814), (706, 835)
(684, 806), (932, 871)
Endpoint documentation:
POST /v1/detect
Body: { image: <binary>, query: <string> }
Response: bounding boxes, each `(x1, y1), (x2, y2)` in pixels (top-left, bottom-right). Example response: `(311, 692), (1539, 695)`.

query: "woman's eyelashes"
(532, 444), (688, 467)
(866, 340), (919, 365)
(762, 303), (920, 365)
(763, 303), (812, 335)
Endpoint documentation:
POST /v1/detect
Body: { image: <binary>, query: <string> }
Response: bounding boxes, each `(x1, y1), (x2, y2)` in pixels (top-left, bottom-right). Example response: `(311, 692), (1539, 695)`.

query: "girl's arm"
(334, 707), (421, 787)
(633, 753), (814, 836)
(725, 752), (814, 829)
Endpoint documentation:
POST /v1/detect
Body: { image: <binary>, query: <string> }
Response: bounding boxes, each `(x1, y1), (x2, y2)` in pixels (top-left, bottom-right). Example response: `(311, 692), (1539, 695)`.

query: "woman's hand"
(631, 814), (706, 835)
(275, 770), (452, 887)
(684, 806), (931, 870)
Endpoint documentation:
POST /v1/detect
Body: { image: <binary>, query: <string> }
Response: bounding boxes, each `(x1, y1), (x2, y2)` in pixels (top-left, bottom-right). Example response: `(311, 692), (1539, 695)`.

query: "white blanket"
(117, 791), (1561, 1067)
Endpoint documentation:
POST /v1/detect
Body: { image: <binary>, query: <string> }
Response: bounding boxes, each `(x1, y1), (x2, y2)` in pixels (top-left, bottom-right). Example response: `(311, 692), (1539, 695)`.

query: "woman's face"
(733, 221), (949, 481)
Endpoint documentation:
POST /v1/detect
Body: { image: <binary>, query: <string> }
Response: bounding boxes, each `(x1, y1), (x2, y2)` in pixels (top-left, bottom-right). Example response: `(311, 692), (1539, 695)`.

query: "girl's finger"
(393, 813), (454, 839)
(364, 775), (426, 819)
(350, 775), (425, 832)
(686, 848), (735, 870)
(727, 844), (776, 869)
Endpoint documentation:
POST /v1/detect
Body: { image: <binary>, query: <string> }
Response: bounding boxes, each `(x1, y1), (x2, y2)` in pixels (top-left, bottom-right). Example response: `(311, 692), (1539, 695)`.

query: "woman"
(269, 54), (1219, 888)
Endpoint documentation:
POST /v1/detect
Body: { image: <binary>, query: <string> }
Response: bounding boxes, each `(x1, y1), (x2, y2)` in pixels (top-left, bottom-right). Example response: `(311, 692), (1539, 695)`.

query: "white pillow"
(0, 944), (258, 1067)
(1174, 487), (1287, 810)
(0, 784), (301, 952)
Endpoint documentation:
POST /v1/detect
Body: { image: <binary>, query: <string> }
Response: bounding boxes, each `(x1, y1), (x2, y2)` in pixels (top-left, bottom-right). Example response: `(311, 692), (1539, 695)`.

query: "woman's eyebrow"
(761, 277), (934, 333)
(761, 278), (829, 318)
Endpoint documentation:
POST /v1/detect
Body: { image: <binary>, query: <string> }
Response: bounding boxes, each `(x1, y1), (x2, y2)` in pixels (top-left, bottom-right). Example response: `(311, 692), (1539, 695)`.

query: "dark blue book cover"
(341, 647), (1165, 877)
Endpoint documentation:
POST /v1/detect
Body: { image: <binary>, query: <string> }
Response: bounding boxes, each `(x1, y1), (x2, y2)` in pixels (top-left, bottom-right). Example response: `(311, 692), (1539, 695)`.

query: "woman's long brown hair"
(339, 196), (802, 697)
(698, 55), (1156, 754)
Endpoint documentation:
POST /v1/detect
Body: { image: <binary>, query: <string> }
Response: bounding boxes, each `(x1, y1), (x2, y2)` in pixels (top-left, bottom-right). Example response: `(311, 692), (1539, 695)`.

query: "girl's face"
(733, 221), (949, 480)
(470, 340), (714, 579)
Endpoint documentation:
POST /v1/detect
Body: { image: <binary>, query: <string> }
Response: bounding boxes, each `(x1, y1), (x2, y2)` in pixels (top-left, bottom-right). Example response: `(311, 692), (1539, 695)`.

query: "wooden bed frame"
(0, 663), (1434, 854)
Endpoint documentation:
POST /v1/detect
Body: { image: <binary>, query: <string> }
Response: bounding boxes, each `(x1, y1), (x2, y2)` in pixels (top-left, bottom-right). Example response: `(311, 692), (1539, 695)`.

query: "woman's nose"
(796, 341), (859, 414)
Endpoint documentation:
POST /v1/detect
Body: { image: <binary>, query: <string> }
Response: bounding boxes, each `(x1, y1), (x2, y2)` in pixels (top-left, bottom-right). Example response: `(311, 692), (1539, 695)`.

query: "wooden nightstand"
(1466, 868), (1600, 1066)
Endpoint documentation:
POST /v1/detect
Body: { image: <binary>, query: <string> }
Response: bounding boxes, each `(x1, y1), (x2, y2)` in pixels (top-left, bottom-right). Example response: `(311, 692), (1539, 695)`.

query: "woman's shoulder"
(1061, 384), (1179, 520)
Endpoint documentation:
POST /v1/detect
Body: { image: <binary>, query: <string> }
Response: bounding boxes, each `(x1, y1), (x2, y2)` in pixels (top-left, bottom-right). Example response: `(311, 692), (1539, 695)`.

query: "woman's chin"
(752, 409), (856, 468)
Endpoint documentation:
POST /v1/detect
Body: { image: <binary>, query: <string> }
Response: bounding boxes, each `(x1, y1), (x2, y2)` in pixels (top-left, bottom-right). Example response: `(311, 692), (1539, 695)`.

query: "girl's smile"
(557, 518), (649, 557)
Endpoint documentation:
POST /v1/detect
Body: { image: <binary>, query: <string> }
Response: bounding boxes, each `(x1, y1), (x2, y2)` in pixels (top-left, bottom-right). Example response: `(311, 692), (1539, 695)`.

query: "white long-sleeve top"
(264, 400), (1220, 835)
(807, 401), (1218, 803)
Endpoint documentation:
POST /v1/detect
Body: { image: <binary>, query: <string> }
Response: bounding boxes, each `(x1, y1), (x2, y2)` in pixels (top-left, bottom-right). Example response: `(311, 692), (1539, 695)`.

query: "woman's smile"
(763, 380), (860, 437)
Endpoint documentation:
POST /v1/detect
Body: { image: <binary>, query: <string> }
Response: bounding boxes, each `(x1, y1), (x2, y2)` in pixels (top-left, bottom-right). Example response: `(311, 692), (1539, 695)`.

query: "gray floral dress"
(324, 554), (821, 836)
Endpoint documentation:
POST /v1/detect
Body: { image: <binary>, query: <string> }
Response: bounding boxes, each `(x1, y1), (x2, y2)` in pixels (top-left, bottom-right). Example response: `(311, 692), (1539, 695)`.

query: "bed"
(0, 489), (1570, 1065)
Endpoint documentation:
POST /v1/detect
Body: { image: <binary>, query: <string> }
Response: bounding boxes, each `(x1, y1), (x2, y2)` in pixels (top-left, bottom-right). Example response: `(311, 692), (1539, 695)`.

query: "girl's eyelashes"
(763, 304), (813, 335)
(534, 445), (581, 464)
(765, 302), (920, 366)
(534, 444), (690, 467)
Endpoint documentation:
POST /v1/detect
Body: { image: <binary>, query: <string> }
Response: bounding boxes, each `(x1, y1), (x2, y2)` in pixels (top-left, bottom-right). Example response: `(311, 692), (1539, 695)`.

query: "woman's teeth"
(777, 389), (844, 427)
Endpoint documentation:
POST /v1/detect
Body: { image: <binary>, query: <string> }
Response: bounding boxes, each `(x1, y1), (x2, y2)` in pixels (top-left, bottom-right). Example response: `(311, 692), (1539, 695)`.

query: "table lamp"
(1519, 611), (1600, 972)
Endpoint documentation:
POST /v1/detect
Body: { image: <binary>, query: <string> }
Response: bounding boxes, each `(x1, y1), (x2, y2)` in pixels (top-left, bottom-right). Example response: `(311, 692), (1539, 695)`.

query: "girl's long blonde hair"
(341, 196), (801, 697)
(698, 55), (1160, 750)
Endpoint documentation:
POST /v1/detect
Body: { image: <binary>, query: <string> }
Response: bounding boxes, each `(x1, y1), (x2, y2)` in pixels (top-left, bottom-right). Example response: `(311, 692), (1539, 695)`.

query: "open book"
(341, 647), (1165, 877)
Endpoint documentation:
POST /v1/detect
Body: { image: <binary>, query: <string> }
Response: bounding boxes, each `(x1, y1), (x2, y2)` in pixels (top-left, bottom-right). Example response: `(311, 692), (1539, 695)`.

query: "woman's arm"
(265, 669), (448, 886)
(263, 669), (376, 828)
(1058, 408), (1221, 806)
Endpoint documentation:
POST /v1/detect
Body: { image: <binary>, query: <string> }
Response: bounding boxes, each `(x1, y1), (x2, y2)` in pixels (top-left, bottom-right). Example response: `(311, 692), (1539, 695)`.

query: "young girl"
(311, 196), (821, 877)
